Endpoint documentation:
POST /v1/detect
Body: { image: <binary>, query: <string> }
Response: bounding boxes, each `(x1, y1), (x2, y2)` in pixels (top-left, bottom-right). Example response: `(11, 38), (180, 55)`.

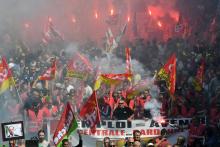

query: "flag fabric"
(76, 52), (93, 71)
(105, 28), (118, 53)
(66, 53), (92, 80)
(53, 102), (78, 147)
(39, 60), (56, 80)
(0, 57), (14, 94)
(79, 91), (100, 131)
(125, 48), (132, 74)
(193, 59), (205, 91)
(157, 53), (177, 95)
(66, 59), (87, 80)
(94, 48), (133, 90)
(126, 80), (148, 99)
(42, 17), (64, 44)
(94, 73), (132, 90)
(116, 23), (127, 43)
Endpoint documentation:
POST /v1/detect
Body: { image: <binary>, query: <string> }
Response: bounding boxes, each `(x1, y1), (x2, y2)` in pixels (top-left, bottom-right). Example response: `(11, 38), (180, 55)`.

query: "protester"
(0, 4), (220, 145)
(133, 141), (141, 147)
(124, 137), (134, 147)
(113, 99), (134, 120)
(38, 129), (50, 147)
(109, 141), (116, 147)
(103, 137), (111, 147)
(133, 130), (146, 147)
(174, 136), (186, 147)
(155, 129), (171, 147)
(61, 132), (82, 147)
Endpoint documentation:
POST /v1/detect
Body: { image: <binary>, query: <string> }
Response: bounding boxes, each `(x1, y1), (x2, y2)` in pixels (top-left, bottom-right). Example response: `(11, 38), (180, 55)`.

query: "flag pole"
(94, 91), (101, 122)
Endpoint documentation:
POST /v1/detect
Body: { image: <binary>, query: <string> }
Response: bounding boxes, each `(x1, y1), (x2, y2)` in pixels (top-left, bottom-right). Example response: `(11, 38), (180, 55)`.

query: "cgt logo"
(84, 108), (97, 127)
(53, 110), (74, 145)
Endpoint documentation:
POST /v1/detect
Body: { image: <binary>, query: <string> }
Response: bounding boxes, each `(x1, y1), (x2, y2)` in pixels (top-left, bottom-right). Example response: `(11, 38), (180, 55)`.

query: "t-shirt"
(38, 140), (49, 147)
(113, 106), (134, 120)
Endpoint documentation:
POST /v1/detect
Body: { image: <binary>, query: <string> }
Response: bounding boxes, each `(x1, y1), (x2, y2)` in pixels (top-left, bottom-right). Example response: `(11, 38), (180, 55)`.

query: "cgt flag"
(157, 53), (176, 95)
(53, 102), (78, 147)
(79, 91), (100, 132)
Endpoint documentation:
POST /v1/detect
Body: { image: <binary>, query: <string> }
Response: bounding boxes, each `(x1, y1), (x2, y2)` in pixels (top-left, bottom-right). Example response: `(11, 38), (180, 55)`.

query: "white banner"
(77, 118), (194, 139)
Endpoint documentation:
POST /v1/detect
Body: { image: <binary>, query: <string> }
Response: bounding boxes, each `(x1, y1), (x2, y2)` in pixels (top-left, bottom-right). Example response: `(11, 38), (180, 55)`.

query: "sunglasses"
(129, 142), (134, 144)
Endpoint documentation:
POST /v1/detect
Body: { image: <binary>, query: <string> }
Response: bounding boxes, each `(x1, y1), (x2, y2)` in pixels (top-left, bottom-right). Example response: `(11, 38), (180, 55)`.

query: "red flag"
(79, 91), (100, 131)
(39, 60), (56, 80)
(158, 53), (176, 95)
(94, 73), (132, 90)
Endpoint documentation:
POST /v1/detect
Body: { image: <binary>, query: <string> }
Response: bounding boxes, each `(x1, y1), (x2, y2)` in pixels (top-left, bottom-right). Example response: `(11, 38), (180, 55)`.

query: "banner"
(76, 118), (205, 139)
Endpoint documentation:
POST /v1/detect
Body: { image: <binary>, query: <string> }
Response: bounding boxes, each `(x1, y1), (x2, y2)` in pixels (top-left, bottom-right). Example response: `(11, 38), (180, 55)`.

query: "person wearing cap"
(113, 99), (134, 120)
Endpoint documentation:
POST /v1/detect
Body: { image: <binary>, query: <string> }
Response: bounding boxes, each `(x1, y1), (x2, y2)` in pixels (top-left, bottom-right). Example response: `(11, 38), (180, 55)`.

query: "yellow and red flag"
(0, 57), (14, 94)
(39, 60), (56, 80)
(94, 73), (132, 90)
(157, 53), (177, 95)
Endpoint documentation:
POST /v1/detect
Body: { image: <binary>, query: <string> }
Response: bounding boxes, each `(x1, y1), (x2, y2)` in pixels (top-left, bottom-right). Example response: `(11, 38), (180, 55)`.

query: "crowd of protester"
(0, 16), (220, 147)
